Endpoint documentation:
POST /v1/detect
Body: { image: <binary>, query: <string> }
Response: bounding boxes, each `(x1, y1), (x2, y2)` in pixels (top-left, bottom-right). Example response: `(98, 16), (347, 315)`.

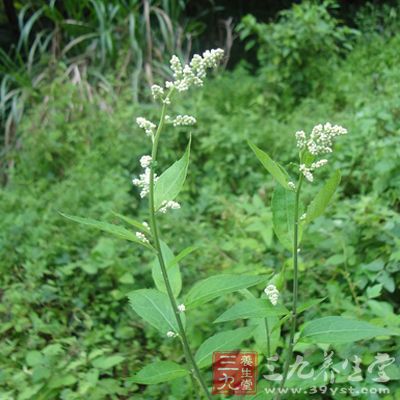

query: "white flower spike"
(264, 284), (280, 306)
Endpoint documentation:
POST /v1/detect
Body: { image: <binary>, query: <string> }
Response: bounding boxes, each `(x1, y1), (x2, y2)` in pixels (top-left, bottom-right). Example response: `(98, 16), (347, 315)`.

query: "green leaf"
(300, 316), (398, 344)
(111, 211), (150, 233)
(305, 170), (341, 223)
(152, 241), (182, 298)
(248, 141), (290, 189)
(272, 185), (295, 251)
(60, 212), (154, 250)
(130, 361), (189, 384)
(154, 138), (191, 210)
(167, 246), (197, 269)
(92, 355), (125, 370)
(214, 299), (288, 323)
(195, 327), (256, 368)
(128, 289), (183, 334)
(297, 298), (327, 314)
(185, 274), (269, 309)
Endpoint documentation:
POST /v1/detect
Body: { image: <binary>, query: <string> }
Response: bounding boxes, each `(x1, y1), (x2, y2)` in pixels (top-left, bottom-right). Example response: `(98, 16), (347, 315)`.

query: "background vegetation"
(0, 1), (399, 399)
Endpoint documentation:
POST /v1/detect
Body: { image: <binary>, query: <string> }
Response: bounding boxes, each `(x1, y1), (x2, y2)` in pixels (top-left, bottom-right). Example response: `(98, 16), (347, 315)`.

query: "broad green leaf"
(272, 185), (295, 251)
(154, 138), (191, 210)
(305, 170), (341, 223)
(92, 355), (125, 370)
(60, 212), (154, 250)
(152, 241), (182, 298)
(111, 211), (150, 233)
(130, 361), (189, 384)
(300, 316), (398, 344)
(214, 299), (288, 323)
(185, 274), (269, 309)
(195, 327), (256, 368)
(167, 246), (197, 269)
(248, 141), (290, 189)
(128, 289), (184, 334)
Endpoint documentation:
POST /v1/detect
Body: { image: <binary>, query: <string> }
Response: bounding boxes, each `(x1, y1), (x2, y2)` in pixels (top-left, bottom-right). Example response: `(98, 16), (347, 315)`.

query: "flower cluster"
(295, 122), (347, 182)
(169, 114), (197, 127)
(149, 49), (224, 102)
(135, 231), (149, 245)
(296, 123), (347, 155)
(264, 284), (280, 306)
(166, 331), (178, 338)
(136, 117), (156, 139)
(159, 200), (181, 214)
(132, 157), (158, 198)
(299, 159), (328, 182)
(165, 49), (224, 93)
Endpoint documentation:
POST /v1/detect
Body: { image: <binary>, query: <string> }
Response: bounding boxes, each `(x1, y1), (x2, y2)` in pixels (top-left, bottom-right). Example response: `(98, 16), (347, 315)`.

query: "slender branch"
(148, 99), (212, 400)
(276, 176), (303, 399)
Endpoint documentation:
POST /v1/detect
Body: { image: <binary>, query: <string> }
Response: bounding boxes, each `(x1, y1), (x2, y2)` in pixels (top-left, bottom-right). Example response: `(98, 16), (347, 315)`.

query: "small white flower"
(295, 130), (307, 149)
(136, 117), (156, 138)
(166, 331), (178, 338)
(172, 115), (197, 127)
(135, 231), (149, 244)
(299, 164), (314, 182)
(288, 181), (296, 190)
(142, 221), (150, 230)
(264, 284), (280, 306)
(151, 84), (164, 100)
(159, 200), (181, 214)
(140, 155), (152, 168)
(132, 167), (158, 198)
(300, 213), (307, 221)
(177, 304), (186, 312)
(311, 159), (328, 170)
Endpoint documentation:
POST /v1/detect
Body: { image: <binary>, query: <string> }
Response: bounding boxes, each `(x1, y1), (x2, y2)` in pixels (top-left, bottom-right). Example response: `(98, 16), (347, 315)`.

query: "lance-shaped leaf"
(185, 274), (270, 309)
(60, 213), (154, 250)
(167, 246), (197, 269)
(300, 316), (398, 344)
(214, 299), (289, 323)
(152, 241), (182, 298)
(195, 326), (256, 368)
(130, 361), (189, 384)
(272, 185), (295, 251)
(111, 211), (150, 233)
(128, 289), (184, 334)
(305, 170), (341, 224)
(249, 141), (290, 189)
(154, 137), (191, 210)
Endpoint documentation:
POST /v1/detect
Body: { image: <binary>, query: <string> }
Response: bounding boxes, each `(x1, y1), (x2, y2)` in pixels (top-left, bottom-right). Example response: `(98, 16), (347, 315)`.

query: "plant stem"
(264, 318), (271, 358)
(148, 100), (212, 400)
(276, 176), (303, 399)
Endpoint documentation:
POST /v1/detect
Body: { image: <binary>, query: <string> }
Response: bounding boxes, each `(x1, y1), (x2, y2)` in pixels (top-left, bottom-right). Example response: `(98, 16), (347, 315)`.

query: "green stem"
(264, 318), (271, 358)
(276, 176), (303, 399)
(148, 99), (212, 400)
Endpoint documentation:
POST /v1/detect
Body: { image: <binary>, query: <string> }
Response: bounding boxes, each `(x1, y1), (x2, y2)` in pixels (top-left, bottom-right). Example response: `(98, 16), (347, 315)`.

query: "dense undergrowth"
(1, 2), (400, 399)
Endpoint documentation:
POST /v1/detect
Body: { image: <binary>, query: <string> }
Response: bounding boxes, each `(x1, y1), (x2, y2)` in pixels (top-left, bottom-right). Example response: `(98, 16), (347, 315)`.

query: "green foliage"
(214, 299), (288, 323)
(194, 327), (256, 369)
(154, 137), (191, 211)
(238, 1), (359, 107)
(1, 2), (400, 398)
(300, 316), (398, 344)
(130, 360), (189, 384)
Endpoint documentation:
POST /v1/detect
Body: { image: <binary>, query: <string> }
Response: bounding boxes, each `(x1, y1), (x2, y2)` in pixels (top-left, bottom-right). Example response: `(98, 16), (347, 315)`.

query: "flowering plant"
(60, 51), (397, 398)
(61, 49), (268, 398)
